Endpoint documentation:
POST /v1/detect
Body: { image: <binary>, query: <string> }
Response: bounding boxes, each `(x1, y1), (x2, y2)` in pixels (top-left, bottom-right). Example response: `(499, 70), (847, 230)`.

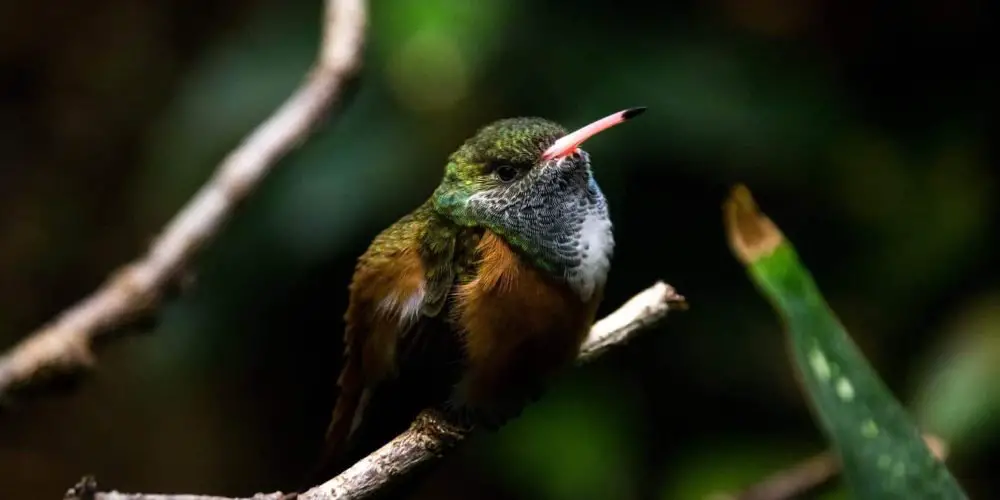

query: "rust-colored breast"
(454, 231), (602, 411)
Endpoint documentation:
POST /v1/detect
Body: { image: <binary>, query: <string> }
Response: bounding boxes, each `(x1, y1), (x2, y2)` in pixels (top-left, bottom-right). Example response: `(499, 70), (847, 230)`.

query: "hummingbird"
(311, 107), (646, 483)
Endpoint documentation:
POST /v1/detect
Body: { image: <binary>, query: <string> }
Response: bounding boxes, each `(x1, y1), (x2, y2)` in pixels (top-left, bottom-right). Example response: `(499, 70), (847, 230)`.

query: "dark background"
(1, 0), (996, 498)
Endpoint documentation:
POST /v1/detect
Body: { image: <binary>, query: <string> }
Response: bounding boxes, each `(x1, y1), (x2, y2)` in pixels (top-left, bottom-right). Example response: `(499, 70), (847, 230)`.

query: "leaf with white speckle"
(723, 185), (968, 500)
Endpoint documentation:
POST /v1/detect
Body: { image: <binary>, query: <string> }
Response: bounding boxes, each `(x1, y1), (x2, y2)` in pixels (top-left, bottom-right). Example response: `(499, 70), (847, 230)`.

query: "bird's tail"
(300, 356), (368, 490)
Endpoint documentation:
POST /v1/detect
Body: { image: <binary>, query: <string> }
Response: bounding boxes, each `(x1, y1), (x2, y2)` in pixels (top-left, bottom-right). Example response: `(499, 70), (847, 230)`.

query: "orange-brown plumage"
(323, 243), (425, 467)
(319, 219), (600, 468)
(454, 231), (600, 411)
(317, 206), (441, 478)
(313, 217), (604, 485)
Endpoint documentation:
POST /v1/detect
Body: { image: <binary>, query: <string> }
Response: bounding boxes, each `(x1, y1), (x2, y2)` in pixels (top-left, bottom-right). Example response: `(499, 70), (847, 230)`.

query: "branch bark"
(0, 0), (368, 401)
(65, 281), (687, 500)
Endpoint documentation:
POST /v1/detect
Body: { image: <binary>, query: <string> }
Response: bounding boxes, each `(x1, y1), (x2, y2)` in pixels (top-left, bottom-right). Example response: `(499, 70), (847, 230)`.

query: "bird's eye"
(495, 164), (519, 182)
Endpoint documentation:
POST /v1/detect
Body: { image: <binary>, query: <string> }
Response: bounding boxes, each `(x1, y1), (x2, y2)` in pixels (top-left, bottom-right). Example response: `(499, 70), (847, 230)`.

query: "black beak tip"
(621, 106), (647, 120)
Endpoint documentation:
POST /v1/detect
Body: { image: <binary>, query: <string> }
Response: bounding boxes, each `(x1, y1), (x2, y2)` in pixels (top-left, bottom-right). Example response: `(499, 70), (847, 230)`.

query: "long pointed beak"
(541, 107), (646, 161)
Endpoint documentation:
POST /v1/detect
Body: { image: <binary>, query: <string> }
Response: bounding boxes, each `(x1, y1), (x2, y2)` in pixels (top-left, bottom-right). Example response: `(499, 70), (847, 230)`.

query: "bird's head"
(432, 107), (644, 297)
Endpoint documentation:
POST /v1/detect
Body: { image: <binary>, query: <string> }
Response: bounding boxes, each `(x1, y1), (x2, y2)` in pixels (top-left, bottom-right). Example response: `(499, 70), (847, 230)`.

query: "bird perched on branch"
(311, 107), (646, 484)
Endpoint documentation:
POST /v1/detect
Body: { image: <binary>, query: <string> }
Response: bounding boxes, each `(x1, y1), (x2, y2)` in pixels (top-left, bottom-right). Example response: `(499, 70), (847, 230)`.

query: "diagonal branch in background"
(65, 282), (687, 500)
(709, 433), (948, 500)
(0, 0), (368, 401)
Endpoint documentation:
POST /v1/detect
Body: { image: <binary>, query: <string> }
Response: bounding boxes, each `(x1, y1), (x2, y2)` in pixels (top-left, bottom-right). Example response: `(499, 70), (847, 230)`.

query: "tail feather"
(299, 314), (461, 493)
(325, 360), (365, 460)
(301, 357), (366, 489)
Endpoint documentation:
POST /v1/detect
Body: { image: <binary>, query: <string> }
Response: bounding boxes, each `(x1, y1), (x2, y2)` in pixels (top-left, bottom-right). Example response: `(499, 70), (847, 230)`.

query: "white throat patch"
(566, 210), (614, 301)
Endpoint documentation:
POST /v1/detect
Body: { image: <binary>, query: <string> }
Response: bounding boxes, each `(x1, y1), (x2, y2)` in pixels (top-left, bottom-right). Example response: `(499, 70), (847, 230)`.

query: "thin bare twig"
(580, 280), (688, 362)
(710, 434), (949, 500)
(0, 0), (368, 400)
(66, 281), (687, 500)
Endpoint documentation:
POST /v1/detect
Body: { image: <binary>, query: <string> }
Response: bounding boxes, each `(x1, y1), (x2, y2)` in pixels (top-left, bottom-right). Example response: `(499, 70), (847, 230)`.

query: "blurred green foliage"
(0, 0), (995, 499)
(911, 295), (1000, 457)
(485, 372), (643, 500)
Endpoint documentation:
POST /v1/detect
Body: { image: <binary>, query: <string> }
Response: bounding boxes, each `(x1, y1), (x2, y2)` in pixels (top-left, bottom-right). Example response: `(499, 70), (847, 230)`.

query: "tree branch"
(0, 0), (368, 401)
(65, 281), (687, 500)
(580, 281), (688, 362)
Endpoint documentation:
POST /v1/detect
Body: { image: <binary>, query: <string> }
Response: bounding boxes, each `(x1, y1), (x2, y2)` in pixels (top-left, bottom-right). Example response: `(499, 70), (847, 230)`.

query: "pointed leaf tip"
(723, 184), (784, 265)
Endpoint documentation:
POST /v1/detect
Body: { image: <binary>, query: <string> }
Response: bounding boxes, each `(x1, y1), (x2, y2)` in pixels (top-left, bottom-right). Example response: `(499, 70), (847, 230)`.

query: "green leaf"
(722, 185), (968, 500)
